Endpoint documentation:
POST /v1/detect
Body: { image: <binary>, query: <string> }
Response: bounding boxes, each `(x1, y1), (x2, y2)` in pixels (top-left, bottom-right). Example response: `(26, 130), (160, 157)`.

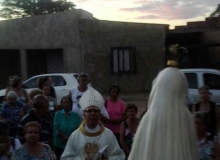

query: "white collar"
(84, 124), (100, 133)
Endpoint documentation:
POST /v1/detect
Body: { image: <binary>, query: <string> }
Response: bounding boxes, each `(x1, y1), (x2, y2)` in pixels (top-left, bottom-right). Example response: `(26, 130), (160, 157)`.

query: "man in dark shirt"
(16, 95), (53, 144)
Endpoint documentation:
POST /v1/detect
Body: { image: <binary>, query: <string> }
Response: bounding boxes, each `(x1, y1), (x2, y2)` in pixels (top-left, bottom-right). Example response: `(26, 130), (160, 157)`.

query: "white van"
(0, 73), (79, 106)
(180, 68), (220, 106)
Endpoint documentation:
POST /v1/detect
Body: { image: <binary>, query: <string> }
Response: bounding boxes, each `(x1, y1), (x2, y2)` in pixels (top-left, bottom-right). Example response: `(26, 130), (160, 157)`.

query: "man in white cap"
(61, 88), (125, 160)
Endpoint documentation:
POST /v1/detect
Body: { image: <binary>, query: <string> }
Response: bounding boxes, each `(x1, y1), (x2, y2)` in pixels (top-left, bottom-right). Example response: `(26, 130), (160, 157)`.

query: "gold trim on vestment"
(167, 60), (178, 67)
(79, 121), (105, 137)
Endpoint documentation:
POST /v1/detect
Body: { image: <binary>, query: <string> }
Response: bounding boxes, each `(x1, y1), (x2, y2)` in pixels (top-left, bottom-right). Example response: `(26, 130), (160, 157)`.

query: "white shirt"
(70, 86), (109, 119)
(61, 124), (125, 160)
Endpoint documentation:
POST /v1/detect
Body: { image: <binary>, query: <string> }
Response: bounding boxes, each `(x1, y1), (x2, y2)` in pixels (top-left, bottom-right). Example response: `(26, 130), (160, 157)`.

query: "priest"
(61, 88), (125, 160)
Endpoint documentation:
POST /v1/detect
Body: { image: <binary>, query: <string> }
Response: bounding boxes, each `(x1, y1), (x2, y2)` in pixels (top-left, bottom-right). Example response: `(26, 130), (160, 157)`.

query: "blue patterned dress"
(11, 144), (57, 160)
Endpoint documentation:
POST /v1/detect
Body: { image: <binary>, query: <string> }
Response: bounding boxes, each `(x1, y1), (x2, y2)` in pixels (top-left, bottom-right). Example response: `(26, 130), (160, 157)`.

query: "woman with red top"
(105, 84), (126, 143)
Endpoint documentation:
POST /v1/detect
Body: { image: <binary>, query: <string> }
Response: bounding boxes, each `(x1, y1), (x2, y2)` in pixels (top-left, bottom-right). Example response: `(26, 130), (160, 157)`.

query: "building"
(167, 15), (220, 69)
(0, 9), (168, 93)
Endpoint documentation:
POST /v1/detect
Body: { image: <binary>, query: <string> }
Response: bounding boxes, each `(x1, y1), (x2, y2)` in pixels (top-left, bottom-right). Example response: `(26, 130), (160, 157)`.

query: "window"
(184, 73), (198, 89)
(23, 75), (67, 89)
(51, 76), (66, 86)
(110, 47), (136, 73)
(23, 77), (39, 88)
(204, 73), (220, 90)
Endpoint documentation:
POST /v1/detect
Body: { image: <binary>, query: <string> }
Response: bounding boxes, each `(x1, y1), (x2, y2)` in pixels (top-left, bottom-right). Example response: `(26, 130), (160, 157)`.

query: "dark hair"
(29, 89), (43, 100)
(198, 85), (210, 94)
(0, 120), (9, 135)
(38, 76), (51, 90)
(194, 111), (209, 126)
(32, 95), (48, 109)
(109, 84), (121, 95)
(77, 72), (89, 81)
(43, 76), (50, 82)
(23, 121), (41, 135)
(126, 103), (138, 113)
(11, 76), (22, 88)
(61, 95), (73, 107)
(37, 78), (44, 90)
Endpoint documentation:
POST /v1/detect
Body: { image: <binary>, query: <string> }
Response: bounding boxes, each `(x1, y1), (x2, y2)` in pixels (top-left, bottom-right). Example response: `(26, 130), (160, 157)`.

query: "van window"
(23, 77), (39, 88)
(184, 73), (198, 89)
(51, 76), (67, 86)
(204, 73), (220, 90)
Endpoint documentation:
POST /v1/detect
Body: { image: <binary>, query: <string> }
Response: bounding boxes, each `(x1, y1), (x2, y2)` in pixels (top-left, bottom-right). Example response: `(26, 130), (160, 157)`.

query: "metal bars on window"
(110, 47), (136, 73)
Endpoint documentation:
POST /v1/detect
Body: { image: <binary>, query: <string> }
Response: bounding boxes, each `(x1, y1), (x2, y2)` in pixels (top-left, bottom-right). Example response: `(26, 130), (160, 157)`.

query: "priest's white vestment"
(61, 123), (125, 160)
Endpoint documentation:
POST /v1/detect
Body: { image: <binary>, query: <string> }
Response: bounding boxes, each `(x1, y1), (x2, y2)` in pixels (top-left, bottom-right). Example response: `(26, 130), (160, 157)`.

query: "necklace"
(84, 135), (102, 158)
(83, 128), (102, 158)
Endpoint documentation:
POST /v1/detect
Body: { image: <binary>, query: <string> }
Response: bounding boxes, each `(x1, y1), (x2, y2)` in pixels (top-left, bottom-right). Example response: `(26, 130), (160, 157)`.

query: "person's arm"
(68, 90), (71, 98)
(23, 89), (30, 103)
(101, 106), (109, 119)
(100, 106), (109, 123)
(14, 138), (22, 150)
(53, 112), (68, 142)
(4, 87), (10, 102)
(214, 104), (220, 135)
(60, 133), (82, 160)
(119, 122), (130, 157)
(54, 90), (57, 99)
(58, 131), (69, 142)
(191, 104), (196, 114)
(106, 130), (125, 160)
(53, 98), (59, 112)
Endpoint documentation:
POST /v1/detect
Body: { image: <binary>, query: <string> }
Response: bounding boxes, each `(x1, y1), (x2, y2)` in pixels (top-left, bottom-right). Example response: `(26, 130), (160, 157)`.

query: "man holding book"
(61, 88), (125, 160)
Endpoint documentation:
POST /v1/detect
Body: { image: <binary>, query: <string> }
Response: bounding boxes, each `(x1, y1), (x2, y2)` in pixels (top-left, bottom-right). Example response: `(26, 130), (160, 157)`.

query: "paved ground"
(103, 92), (149, 118)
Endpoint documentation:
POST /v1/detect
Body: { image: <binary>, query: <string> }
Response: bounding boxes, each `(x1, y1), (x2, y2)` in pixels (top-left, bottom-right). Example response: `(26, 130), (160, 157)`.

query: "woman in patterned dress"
(12, 122), (57, 160)
(195, 111), (220, 160)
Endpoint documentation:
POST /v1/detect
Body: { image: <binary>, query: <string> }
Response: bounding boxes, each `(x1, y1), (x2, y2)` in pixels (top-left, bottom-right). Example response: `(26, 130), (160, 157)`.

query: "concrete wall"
(168, 15), (220, 70)
(0, 10), (168, 93)
(0, 9), (90, 74)
(79, 20), (168, 93)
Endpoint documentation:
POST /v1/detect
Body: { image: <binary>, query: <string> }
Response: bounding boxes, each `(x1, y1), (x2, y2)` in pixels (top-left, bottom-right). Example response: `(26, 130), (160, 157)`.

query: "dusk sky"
(73, 0), (219, 29)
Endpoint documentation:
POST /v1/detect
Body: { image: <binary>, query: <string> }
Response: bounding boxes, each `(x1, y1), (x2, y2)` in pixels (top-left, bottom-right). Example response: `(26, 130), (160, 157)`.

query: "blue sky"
(73, 0), (219, 29)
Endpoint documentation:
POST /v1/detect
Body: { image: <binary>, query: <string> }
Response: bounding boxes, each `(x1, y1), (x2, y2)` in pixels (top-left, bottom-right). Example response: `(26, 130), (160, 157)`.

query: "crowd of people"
(0, 70), (220, 160)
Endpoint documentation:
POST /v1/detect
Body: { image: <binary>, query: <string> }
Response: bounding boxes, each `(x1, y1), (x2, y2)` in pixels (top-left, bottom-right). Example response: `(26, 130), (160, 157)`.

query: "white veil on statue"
(128, 67), (198, 160)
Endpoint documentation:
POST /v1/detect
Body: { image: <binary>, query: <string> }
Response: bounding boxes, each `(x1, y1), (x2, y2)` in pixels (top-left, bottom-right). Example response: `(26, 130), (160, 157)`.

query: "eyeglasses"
(84, 109), (100, 114)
